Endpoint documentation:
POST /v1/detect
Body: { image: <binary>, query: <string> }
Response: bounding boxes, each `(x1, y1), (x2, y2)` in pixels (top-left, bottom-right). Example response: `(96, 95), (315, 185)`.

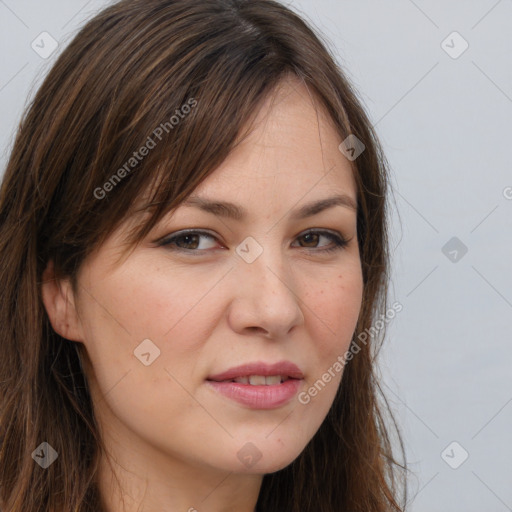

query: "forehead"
(187, 77), (357, 202)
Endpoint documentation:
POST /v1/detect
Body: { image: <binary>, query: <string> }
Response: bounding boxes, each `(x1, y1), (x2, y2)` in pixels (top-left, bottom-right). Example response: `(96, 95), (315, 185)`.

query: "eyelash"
(157, 229), (349, 255)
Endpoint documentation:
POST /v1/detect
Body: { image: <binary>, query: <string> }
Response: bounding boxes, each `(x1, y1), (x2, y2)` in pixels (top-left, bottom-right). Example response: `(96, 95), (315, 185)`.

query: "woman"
(0, 0), (408, 510)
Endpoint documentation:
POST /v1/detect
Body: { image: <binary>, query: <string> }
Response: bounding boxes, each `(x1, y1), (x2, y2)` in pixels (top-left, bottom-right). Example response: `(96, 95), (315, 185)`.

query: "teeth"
(232, 375), (287, 385)
(249, 375), (266, 385)
(264, 375), (282, 385)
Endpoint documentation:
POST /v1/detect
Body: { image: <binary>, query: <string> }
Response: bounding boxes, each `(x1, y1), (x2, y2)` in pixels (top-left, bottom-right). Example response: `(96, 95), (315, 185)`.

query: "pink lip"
(206, 361), (304, 410)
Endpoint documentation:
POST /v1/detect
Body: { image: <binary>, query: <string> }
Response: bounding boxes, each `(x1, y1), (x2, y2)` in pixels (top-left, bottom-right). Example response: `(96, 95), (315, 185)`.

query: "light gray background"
(1, 1), (511, 511)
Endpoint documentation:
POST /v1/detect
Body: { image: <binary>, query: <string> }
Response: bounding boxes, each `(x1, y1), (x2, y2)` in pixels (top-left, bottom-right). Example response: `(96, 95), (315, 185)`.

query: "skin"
(42, 76), (363, 512)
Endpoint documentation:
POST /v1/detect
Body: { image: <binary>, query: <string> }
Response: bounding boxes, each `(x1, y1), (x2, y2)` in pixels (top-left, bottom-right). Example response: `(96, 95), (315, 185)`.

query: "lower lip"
(206, 379), (302, 409)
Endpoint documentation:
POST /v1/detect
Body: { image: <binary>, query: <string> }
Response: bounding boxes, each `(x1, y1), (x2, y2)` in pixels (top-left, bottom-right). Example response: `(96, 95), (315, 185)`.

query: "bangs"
(104, 76), (297, 266)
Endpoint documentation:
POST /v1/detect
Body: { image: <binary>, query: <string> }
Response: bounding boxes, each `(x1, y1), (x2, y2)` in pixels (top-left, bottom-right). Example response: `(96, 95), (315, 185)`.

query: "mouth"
(206, 360), (304, 383)
(205, 361), (304, 409)
(209, 375), (297, 385)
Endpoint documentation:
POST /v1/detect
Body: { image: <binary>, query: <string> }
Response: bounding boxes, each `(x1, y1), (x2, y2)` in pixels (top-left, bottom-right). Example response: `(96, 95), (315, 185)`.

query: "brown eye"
(158, 230), (220, 252)
(293, 230), (348, 253)
(298, 232), (320, 248)
(173, 234), (201, 249)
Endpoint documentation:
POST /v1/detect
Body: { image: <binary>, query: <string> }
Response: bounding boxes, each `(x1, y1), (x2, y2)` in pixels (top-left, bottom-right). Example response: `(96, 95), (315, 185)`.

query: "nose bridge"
(237, 233), (290, 297)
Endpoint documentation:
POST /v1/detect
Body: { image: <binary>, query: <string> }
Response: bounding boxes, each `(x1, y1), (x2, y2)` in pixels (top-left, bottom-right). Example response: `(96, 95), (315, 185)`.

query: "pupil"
(302, 233), (318, 247)
(180, 235), (198, 249)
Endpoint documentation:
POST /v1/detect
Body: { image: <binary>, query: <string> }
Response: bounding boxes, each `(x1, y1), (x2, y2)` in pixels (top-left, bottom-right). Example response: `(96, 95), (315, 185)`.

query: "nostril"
(247, 326), (266, 334)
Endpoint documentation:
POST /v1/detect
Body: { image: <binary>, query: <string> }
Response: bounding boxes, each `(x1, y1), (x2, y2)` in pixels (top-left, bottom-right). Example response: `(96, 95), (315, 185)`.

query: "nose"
(227, 244), (305, 339)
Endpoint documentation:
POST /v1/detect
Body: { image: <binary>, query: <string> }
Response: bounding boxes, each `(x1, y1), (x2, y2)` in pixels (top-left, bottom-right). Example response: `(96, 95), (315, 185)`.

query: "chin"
(252, 455), (299, 475)
(220, 440), (305, 475)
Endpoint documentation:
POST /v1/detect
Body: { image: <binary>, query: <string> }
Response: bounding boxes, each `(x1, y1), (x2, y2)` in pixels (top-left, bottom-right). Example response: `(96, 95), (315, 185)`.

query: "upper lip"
(207, 361), (304, 382)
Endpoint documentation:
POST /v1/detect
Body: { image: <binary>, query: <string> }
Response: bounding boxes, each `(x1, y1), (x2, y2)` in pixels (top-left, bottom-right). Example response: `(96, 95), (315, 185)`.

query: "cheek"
(76, 266), (218, 440)
(83, 262), (213, 342)
(305, 268), (363, 356)
(77, 260), (227, 397)
(293, 268), (362, 411)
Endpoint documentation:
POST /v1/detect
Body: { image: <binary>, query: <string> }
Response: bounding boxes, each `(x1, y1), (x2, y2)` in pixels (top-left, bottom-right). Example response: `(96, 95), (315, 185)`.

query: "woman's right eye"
(158, 230), (222, 252)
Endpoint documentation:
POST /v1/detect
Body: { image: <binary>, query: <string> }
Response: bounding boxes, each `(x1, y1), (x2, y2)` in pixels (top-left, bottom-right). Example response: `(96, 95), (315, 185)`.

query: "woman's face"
(44, 78), (363, 480)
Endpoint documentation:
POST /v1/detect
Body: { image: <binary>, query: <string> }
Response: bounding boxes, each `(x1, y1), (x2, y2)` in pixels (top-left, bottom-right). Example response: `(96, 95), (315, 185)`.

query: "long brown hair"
(0, 0), (408, 510)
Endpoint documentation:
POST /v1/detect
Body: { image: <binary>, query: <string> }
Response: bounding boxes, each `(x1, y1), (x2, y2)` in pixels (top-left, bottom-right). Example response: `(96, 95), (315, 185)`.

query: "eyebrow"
(181, 193), (357, 221)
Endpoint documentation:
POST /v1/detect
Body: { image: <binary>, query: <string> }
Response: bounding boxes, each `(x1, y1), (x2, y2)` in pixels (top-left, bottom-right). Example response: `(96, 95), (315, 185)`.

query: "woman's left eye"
(292, 230), (348, 252)
(157, 229), (348, 254)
